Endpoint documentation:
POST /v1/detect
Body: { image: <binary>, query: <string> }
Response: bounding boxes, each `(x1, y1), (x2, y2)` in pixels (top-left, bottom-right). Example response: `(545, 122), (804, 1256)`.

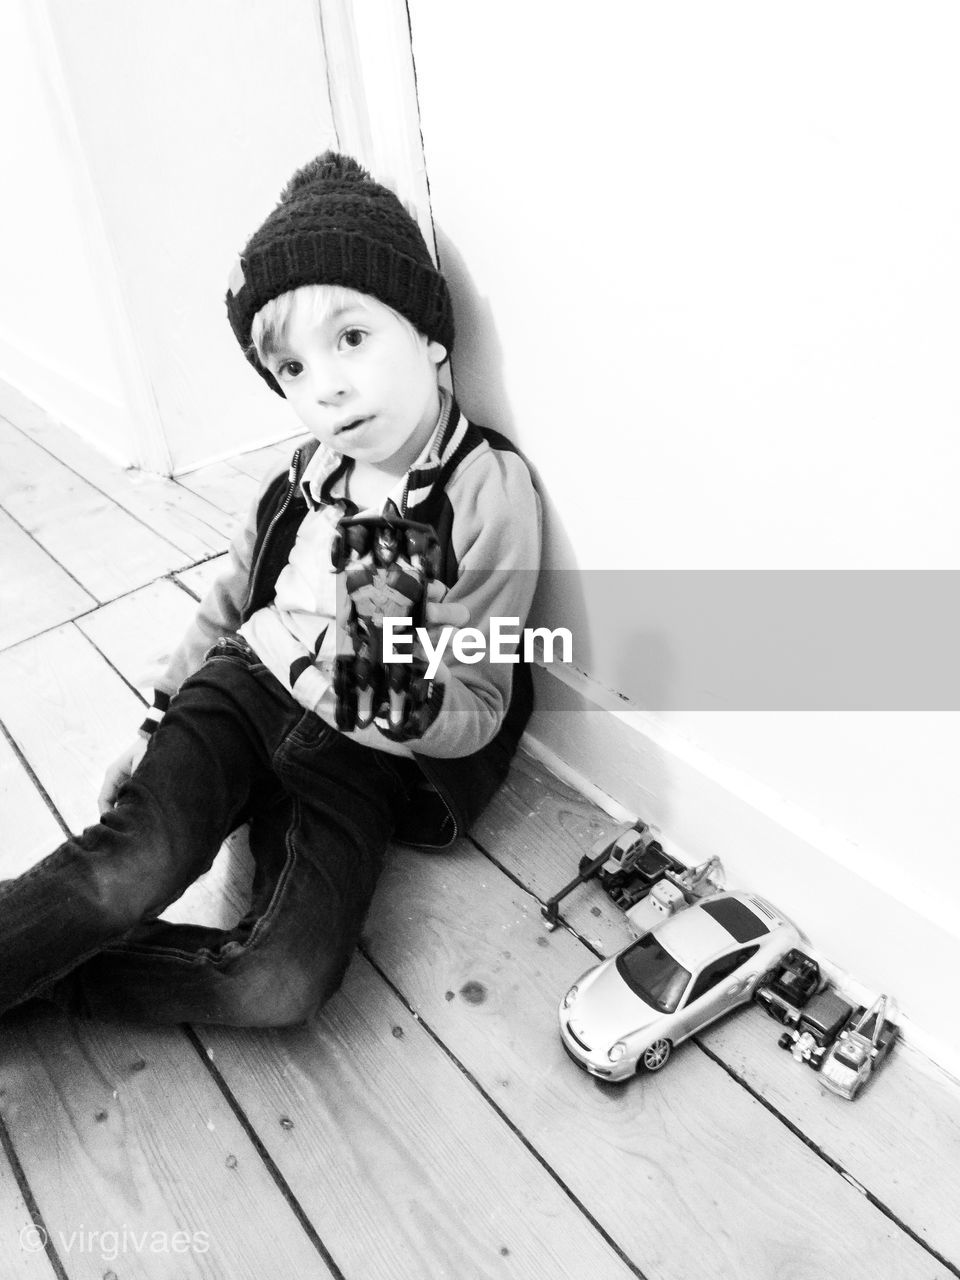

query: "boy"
(0, 153), (541, 1027)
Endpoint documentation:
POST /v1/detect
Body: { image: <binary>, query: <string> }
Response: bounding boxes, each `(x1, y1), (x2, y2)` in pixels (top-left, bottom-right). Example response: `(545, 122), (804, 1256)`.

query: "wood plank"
(76, 579), (200, 700)
(476, 751), (960, 1268)
(174, 461), (261, 523)
(361, 843), (953, 1280)
(0, 418), (190, 601)
(0, 1010), (335, 1279)
(0, 1154), (60, 1279)
(0, 625), (144, 835)
(0, 510), (96, 650)
(0, 380), (234, 556)
(699, 1009), (960, 1265)
(175, 554), (228, 601)
(200, 955), (636, 1280)
(228, 440), (297, 483)
(471, 749), (629, 953)
(0, 730), (64, 879)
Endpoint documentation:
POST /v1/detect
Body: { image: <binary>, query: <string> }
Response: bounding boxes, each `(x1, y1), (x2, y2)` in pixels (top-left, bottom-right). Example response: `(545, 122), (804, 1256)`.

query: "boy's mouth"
(335, 415), (370, 437)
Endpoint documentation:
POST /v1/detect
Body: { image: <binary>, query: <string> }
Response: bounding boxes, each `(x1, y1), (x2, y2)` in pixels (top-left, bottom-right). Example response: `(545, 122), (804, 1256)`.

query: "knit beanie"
(225, 152), (454, 393)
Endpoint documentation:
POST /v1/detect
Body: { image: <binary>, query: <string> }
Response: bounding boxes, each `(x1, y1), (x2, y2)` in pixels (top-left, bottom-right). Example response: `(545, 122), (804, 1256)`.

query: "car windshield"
(615, 935), (691, 1014)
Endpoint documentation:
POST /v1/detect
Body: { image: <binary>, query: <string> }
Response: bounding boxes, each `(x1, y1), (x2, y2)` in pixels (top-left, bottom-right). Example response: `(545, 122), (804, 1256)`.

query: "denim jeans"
(0, 638), (419, 1026)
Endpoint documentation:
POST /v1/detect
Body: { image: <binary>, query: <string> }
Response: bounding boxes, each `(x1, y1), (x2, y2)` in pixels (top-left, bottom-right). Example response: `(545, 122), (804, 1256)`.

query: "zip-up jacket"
(147, 399), (542, 848)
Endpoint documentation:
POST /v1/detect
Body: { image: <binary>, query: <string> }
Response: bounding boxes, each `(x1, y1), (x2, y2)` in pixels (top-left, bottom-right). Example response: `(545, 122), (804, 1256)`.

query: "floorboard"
(364, 844), (953, 1280)
(174, 462), (262, 523)
(0, 1011), (335, 1279)
(199, 957), (638, 1280)
(0, 511), (96, 651)
(0, 419), (190, 601)
(174, 555), (228, 601)
(0, 625), (144, 836)
(0, 730), (64, 878)
(0, 381), (235, 557)
(75, 579), (200, 702)
(228, 440), (298, 483)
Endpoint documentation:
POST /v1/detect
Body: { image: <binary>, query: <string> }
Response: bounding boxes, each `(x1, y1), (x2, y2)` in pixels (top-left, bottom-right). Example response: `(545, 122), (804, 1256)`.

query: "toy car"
(818, 996), (898, 1099)
(330, 503), (442, 740)
(776, 988), (853, 1069)
(559, 890), (804, 1081)
(755, 948), (824, 1025)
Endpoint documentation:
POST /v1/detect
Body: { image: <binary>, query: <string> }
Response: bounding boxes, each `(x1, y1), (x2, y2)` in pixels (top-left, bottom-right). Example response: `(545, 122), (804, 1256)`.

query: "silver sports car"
(559, 891), (804, 1081)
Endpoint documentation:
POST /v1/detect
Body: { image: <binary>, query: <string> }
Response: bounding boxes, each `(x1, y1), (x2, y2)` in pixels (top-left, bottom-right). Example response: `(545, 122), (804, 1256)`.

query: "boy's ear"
(427, 339), (447, 366)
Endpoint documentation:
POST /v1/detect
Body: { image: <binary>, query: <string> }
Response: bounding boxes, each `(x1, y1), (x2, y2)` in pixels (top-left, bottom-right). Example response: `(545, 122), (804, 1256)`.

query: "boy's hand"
(423, 580), (468, 634)
(98, 737), (149, 813)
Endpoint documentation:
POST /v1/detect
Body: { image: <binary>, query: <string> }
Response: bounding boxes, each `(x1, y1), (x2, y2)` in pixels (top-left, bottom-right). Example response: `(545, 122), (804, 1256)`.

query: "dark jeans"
(0, 639), (419, 1026)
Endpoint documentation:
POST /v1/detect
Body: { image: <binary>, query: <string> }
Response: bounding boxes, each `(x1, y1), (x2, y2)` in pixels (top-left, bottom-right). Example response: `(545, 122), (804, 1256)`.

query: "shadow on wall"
(435, 228), (586, 652)
(435, 227), (676, 717)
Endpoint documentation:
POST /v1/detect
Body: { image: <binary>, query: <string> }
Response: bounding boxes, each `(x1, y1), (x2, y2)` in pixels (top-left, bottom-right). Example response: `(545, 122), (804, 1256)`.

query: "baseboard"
(524, 662), (960, 1081)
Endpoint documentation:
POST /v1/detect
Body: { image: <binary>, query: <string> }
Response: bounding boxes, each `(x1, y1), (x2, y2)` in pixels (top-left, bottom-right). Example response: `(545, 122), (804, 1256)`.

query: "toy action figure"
(331, 501), (443, 740)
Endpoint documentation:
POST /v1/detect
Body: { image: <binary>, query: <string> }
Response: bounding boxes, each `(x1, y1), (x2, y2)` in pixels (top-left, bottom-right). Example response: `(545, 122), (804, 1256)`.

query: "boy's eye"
(340, 328), (366, 350)
(276, 359), (303, 379)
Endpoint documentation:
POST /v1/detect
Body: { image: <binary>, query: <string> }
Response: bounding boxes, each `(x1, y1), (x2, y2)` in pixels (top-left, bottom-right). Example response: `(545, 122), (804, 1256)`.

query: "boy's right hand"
(98, 737), (149, 813)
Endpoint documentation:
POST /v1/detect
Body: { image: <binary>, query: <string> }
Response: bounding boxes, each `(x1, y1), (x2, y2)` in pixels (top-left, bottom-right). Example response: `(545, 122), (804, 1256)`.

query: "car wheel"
(639, 1038), (672, 1073)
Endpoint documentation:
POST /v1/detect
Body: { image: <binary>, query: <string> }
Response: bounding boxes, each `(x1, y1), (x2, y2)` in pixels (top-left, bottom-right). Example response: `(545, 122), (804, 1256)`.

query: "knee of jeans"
(216, 948), (349, 1027)
(68, 845), (169, 935)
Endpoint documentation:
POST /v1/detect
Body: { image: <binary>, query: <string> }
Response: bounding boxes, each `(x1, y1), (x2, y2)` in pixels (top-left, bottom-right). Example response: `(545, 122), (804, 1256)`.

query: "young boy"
(0, 153), (541, 1027)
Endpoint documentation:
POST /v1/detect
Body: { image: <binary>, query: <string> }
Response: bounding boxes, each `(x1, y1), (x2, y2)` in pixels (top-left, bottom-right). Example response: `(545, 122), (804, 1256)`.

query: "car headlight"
(562, 984), (579, 1009)
(608, 1040), (627, 1063)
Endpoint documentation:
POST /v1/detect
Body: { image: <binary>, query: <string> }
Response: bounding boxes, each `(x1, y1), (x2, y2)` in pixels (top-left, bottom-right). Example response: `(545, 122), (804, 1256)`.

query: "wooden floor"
(1, 380), (958, 1280)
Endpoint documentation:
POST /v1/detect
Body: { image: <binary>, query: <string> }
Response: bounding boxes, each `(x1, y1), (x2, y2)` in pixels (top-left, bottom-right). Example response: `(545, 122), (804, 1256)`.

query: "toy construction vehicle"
(818, 996), (899, 1099)
(755, 948), (825, 1025)
(541, 820), (724, 930)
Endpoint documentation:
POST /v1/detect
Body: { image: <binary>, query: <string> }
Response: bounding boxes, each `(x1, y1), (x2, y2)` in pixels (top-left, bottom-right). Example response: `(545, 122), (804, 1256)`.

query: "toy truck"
(818, 996), (898, 1099)
(755, 949), (825, 1025)
(777, 988), (854, 1069)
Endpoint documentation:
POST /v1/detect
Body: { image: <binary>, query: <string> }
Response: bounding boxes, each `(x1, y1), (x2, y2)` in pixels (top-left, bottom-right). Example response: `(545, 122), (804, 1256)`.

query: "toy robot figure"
(330, 502), (443, 740)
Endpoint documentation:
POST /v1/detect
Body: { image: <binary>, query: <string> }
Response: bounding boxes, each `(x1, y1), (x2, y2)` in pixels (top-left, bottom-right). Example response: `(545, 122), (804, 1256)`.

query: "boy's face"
(262, 289), (445, 474)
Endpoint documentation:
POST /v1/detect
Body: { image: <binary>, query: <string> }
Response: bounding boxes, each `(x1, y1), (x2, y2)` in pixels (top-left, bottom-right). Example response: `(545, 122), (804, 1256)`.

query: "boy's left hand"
(423, 580), (468, 634)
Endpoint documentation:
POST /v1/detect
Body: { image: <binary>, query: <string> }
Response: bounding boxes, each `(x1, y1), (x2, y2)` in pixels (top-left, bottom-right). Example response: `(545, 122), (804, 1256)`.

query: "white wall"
(45, 0), (338, 473)
(0, 0), (130, 462)
(1, 0), (340, 473)
(407, 0), (960, 1060)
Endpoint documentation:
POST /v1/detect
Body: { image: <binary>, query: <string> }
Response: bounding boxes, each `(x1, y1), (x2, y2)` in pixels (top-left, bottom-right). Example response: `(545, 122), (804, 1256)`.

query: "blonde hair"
(250, 283), (422, 365)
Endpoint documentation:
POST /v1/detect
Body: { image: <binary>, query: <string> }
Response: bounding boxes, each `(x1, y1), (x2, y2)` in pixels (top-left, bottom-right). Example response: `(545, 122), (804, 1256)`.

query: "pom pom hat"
(226, 152), (454, 393)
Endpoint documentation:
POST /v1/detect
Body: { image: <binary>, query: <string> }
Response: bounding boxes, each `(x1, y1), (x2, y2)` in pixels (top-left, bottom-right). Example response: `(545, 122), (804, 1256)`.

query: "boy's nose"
(312, 368), (350, 405)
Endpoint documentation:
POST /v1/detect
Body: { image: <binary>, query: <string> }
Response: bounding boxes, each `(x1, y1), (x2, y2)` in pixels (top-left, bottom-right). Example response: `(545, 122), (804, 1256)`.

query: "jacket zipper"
(243, 449), (302, 615)
(244, 441), (461, 847)
(414, 757), (461, 848)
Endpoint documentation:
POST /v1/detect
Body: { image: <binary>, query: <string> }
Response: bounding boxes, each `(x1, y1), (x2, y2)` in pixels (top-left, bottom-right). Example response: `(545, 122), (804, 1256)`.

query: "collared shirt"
(238, 390), (452, 720)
